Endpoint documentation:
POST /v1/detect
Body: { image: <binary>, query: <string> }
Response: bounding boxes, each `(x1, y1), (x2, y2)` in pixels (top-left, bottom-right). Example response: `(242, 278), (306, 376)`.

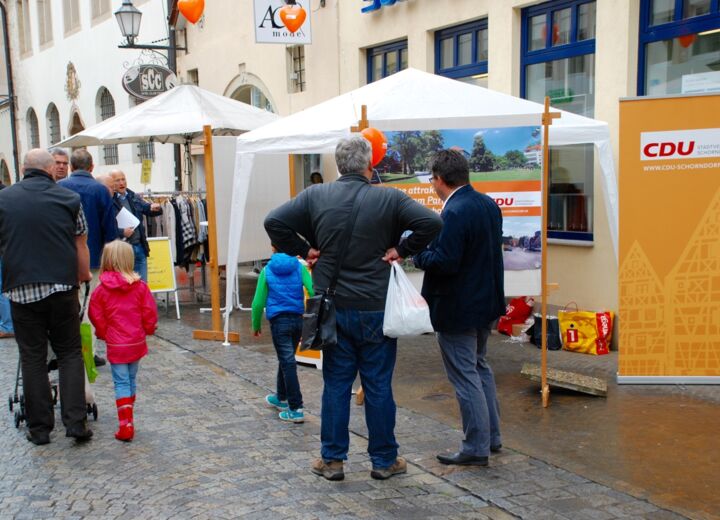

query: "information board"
(147, 237), (176, 293)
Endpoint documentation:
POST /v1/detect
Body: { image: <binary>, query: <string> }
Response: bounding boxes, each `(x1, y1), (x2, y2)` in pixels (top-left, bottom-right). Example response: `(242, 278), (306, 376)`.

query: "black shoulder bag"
(300, 183), (371, 351)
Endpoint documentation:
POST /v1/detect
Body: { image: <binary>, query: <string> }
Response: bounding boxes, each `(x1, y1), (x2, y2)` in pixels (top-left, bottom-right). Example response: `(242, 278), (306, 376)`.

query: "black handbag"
(527, 314), (562, 351)
(300, 183), (371, 351)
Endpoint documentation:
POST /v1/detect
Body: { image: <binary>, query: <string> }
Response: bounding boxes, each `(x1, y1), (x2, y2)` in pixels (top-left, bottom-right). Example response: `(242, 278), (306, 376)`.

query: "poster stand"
(540, 97), (561, 408)
(147, 237), (181, 320)
(192, 125), (241, 345)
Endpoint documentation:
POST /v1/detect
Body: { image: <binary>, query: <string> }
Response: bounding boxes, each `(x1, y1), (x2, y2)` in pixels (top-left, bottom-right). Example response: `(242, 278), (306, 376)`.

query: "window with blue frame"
(521, 0), (596, 242)
(639, 0), (720, 96)
(435, 19), (488, 87)
(367, 40), (408, 83)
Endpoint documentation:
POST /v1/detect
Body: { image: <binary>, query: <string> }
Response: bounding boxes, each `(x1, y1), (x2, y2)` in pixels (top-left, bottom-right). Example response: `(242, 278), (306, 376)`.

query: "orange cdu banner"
(618, 94), (720, 383)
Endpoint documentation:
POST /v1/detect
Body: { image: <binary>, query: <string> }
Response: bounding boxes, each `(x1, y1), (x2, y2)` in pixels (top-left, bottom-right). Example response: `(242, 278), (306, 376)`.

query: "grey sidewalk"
(0, 321), (688, 519)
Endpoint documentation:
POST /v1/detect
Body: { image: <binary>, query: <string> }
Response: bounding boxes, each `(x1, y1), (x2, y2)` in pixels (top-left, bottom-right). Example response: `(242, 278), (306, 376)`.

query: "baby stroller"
(8, 282), (98, 428)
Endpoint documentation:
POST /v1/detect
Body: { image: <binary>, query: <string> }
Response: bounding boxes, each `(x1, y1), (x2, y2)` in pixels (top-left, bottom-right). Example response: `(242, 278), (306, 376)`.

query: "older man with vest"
(0, 149), (94, 445)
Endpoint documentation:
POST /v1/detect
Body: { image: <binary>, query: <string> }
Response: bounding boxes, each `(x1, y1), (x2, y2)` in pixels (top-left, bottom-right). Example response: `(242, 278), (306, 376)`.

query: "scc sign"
(122, 65), (178, 101)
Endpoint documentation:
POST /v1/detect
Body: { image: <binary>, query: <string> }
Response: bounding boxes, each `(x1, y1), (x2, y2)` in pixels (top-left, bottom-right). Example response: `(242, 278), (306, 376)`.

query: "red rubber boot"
(115, 397), (134, 442)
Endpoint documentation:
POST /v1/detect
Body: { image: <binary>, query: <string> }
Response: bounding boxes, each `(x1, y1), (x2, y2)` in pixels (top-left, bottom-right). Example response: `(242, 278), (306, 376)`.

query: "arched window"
(46, 103), (61, 145)
(97, 87), (118, 165)
(26, 108), (40, 149)
(1, 160), (11, 185)
(230, 85), (274, 113)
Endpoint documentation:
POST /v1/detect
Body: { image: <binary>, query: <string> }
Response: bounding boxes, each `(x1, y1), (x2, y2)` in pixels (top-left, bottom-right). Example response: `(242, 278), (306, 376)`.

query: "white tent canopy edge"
(223, 68), (618, 341)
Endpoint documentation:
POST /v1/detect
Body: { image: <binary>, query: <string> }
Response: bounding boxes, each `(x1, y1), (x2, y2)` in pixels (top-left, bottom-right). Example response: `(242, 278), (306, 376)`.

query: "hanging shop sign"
(254, 0), (312, 45)
(618, 93), (720, 383)
(375, 126), (543, 296)
(122, 65), (178, 101)
(362, 0), (408, 14)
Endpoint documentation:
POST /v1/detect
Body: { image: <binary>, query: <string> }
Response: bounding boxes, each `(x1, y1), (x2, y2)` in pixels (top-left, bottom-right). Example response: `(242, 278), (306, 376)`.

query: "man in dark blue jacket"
(414, 149), (505, 467)
(59, 149), (117, 270)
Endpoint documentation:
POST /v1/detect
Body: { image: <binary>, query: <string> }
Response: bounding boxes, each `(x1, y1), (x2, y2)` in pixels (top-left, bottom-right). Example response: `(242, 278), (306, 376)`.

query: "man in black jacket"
(414, 150), (505, 467)
(265, 136), (441, 481)
(0, 149), (93, 445)
(110, 170), (162, 282)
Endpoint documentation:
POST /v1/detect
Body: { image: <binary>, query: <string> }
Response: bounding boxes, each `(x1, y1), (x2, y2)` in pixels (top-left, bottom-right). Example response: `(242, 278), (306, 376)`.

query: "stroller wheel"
(8, 394), (13, 412)
(14, 409), (22, 428)
(92, 403), (98, 421)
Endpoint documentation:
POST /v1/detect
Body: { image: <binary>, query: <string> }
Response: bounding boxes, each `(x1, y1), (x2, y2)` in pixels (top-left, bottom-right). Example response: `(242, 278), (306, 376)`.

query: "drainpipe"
(0, 1), (20, 182)
(167, 0), (182, 191)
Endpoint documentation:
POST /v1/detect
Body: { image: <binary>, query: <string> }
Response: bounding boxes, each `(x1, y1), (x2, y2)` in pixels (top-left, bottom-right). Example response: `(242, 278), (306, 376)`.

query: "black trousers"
(11, 289), (86, 436)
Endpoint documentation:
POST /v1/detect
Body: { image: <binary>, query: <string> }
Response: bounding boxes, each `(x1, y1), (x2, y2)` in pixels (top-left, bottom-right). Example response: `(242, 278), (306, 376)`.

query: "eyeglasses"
(55, 161), (69, 166)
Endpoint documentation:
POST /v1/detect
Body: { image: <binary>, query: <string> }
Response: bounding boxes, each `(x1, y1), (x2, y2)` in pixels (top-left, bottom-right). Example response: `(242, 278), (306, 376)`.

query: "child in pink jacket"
(89, 240), (157, 442)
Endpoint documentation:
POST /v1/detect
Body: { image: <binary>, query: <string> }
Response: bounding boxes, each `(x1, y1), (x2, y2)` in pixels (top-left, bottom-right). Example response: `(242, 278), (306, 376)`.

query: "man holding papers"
(111, 170), (162, 282)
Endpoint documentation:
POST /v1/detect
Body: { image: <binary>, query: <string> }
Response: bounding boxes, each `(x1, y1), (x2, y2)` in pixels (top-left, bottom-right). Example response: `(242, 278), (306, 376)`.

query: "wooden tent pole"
(193, 125), (240, 342)
(541, 97), (560, 407)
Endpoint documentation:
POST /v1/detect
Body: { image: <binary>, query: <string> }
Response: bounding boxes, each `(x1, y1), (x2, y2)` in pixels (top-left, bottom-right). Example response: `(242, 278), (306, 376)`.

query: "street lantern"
(114, 0), (143, 46)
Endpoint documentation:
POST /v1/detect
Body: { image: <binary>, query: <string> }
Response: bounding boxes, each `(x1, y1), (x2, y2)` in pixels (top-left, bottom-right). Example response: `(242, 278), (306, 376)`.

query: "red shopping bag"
(497, 297), (534, 336)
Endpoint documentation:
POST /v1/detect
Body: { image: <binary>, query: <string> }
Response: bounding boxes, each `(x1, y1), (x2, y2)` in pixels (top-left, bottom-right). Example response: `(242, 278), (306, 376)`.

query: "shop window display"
(521, 0), (596, 242)
(640, 0), (720, 95)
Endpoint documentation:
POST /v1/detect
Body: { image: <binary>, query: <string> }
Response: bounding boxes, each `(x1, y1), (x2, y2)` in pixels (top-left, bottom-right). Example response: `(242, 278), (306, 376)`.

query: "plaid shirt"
(5, 207), (88, 304)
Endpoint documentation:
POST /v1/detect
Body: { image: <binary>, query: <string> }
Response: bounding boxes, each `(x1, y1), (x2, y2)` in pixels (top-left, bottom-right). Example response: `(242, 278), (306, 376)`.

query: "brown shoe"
(371, 457), (407, 480)
(311, 458), (344, 481)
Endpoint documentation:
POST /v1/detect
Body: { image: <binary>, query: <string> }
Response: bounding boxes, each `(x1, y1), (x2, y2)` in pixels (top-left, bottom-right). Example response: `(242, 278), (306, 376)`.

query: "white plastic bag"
(383, 262), (434, 338)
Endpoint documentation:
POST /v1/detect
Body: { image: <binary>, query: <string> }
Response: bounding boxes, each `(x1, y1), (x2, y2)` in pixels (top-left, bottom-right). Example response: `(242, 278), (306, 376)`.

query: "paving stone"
(0, 323), (690, 520)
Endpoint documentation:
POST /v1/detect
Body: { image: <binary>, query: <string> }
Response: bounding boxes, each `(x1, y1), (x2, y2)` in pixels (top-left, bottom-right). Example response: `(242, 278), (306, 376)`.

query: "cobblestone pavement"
(0, 320), (690, 520)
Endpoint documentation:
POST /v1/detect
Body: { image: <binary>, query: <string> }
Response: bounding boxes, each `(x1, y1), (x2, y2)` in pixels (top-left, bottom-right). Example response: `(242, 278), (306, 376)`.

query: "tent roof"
(57, 84), (279, 147)
(236, 68), (610, 154)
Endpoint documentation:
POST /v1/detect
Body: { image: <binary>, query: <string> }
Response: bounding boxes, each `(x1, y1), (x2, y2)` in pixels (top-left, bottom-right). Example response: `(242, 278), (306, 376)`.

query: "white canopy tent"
(57, 84), (279, 146)
(56, 84), (280, 341)
(224, 68), (618, 339)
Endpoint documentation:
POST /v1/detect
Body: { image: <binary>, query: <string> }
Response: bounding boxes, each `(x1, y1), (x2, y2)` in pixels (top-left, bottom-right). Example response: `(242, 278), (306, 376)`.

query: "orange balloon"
(279, 4), (307, 34)
(678, 34), (696, 48)
(361, 127), (388, 167)
(178, 0), (204, 24)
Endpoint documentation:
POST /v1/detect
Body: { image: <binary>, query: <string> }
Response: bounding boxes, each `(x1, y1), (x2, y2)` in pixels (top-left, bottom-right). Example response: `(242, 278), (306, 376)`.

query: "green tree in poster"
(414, 130), (445, 171)
(504, 150), (527, 169)
(469, 133), (496, 172)
(392, 131), (422, 175)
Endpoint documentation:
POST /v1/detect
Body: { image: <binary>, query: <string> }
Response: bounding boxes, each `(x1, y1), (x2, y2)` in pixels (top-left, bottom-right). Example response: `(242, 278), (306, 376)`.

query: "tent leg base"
(193, 330), (239, 342)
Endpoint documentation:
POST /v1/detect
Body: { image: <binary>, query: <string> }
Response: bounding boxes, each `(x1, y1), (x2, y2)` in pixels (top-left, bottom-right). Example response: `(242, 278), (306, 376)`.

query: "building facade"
(2, 0), (176, 190)
(173, 0), (720, 316)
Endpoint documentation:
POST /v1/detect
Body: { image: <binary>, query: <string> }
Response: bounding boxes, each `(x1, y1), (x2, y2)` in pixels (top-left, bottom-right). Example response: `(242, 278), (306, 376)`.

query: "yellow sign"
(147, 237), (176, 293)
(618, 94), (720, 380)
(141, 159), (153, 185)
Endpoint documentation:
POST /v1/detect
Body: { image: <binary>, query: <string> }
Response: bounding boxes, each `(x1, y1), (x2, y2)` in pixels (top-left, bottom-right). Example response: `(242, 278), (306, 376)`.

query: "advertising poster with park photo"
(377, 127), (542, 272)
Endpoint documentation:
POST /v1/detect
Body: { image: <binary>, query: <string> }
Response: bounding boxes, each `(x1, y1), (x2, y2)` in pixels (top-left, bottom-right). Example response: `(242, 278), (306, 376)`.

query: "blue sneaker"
(279, 409), (304, 423)
(265, 394), (288, 410)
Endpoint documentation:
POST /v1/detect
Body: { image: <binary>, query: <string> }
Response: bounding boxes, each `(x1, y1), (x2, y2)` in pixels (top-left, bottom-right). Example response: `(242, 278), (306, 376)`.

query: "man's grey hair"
(70, 148), (93, 171)
(48, 147), (68, 158)
(335, 136), (372, 175)
(22, 149), (55, 173)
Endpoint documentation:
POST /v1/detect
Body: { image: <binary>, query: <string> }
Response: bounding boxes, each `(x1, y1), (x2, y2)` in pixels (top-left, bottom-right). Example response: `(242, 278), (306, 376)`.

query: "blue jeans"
(133, 244), (148, 282)
(111, 361), (140, 400)
(321, 308), (399, 469)
(269, 313), (304, 411)
(0, 259), (13, 334)
(437, 328), (501, 457)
